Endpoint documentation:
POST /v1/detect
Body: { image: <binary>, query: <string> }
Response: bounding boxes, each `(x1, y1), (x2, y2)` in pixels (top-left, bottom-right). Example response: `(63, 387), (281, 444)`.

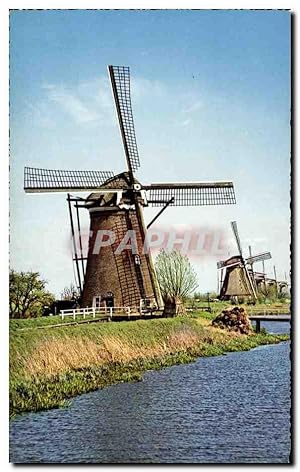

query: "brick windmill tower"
(24, 65), (236, 312)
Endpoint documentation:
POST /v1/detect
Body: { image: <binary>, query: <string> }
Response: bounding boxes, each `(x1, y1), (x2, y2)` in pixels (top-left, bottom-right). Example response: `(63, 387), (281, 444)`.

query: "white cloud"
(173, 97), (204, 128)
(77, 78), (113, 113)
(32, 77), (116, 127)
(131, 77), (166, 101)
(25, 100), (55, 128)
(29, 75), (166, 128)
(180, 119), (191, 127)
(183, 100), (203, 114)
(46, 85), (101, 123)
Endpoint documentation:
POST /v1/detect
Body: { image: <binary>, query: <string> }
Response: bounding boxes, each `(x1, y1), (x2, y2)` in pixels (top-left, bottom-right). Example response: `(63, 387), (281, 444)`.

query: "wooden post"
(262, 259), (267, 293)
(221, 268), (224, 294)
(146, 197), (174, 229)
(67, 194), (82, 295)
(248, 245), (256, 292)
(207, 292), (211, 313)
(75, 201), (85, 280)
(273, 265), (278, 297)
(255, 319), (261, 333)
(134, 199), (164, 310)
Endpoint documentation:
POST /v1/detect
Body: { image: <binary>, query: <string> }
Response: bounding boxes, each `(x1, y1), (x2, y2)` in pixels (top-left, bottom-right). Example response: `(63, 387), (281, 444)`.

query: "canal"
(10, 322), (291, 463)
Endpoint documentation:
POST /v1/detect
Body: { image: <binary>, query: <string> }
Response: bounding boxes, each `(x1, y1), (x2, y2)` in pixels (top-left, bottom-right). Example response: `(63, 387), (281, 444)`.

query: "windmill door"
(106, 292), (114, 308)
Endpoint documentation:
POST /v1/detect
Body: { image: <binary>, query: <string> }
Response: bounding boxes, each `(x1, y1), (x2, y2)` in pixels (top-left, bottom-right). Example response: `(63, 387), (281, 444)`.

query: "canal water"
(10, 322), (291, 463)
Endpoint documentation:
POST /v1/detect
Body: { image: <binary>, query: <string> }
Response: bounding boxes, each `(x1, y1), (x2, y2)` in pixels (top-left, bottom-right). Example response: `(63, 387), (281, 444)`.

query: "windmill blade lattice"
(143, 181), (236, 206)
(246, 252), (271, 265)
(108, 65), (140, 174)
(24, 167), (115, 193)
(231, 221), (243, 257)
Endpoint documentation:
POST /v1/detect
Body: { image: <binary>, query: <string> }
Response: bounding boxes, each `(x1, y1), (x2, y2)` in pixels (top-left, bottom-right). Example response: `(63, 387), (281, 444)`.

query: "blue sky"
(9, 9), (291, 297)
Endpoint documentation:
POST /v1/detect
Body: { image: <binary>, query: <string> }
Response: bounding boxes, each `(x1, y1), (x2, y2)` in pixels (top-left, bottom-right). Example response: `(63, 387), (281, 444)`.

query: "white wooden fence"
(60, 306), (137, 321)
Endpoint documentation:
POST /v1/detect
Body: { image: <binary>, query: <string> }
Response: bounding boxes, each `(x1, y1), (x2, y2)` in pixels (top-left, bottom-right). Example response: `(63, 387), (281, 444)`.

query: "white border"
(1, 2), (297, 470)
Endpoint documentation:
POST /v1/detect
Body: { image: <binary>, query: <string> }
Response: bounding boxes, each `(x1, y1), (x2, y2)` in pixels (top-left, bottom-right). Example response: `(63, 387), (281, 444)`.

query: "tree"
(60, 282), (80, 301)
(257, 281), (290, 304)
(9, 270), (55, 318)
(155, 250), (198, 314)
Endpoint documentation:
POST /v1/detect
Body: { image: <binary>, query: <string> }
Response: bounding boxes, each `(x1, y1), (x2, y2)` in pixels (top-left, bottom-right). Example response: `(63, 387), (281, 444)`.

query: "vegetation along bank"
(10, 310), (289, 417)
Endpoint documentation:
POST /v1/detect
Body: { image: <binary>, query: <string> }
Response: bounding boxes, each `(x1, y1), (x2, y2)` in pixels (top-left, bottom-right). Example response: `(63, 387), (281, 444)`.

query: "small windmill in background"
(24, 65), (236, 313)
(217, 221), (271, 302)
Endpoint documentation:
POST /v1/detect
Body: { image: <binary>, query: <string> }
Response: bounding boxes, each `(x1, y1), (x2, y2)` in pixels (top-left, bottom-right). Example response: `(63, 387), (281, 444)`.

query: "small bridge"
(248, 313), (291, 332)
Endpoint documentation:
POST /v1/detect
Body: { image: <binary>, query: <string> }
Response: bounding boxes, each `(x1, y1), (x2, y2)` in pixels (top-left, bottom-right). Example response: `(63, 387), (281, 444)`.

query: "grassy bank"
(10, 314), (289, 417)
(10, 300), (290, 330)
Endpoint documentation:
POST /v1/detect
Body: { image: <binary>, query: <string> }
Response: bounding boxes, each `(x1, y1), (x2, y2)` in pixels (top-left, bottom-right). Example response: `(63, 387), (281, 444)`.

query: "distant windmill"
(24, 65), (236, 312)
(217, 221), (271, 301)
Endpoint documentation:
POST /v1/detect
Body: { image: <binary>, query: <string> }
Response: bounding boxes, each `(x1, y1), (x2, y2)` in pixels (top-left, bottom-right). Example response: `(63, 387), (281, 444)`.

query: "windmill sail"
(143, 181), (235, 206)
(246, 252), (272, 265)
(108, 65), (140, 175)
(231, 221), (243, 257)
(24, 167), (114, 193)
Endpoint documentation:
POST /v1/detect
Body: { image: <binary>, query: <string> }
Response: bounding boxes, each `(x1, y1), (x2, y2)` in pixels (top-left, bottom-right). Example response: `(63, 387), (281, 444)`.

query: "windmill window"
(134, 255), (141, 265)
(93, 296), (102, 308)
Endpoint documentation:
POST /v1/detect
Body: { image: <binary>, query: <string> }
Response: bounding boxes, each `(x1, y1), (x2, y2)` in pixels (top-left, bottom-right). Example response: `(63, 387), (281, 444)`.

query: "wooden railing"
(60, 306), (141, 321)
(60, 307), (104, 320)
(247, 306), (290, 316)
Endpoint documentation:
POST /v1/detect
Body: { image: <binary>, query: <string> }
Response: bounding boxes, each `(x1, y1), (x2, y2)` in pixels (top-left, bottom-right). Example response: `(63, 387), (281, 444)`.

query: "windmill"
(24, 65), (236, 313)
(217, 221), (271, 302)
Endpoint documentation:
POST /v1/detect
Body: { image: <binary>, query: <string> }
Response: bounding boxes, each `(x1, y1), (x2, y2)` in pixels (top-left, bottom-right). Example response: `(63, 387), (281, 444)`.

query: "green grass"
(10, 314), (289, 417)
(9, 314), (105, 330)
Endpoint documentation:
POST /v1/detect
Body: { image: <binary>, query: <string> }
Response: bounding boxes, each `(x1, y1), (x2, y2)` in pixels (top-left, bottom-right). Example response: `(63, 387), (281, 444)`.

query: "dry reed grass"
(25, 335), (164, 378)
(24, 324), (223, 379)
(167, 326), (199, 350)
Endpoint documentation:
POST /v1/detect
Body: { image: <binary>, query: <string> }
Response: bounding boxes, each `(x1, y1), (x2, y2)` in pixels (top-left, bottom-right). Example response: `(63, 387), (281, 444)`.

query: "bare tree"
(155, 250), (198, 314)
(61, 282), (79, 301)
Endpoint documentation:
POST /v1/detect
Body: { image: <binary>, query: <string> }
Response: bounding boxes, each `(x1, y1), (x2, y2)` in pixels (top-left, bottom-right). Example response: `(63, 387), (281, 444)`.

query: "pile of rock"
(212, 306), (252, 334)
